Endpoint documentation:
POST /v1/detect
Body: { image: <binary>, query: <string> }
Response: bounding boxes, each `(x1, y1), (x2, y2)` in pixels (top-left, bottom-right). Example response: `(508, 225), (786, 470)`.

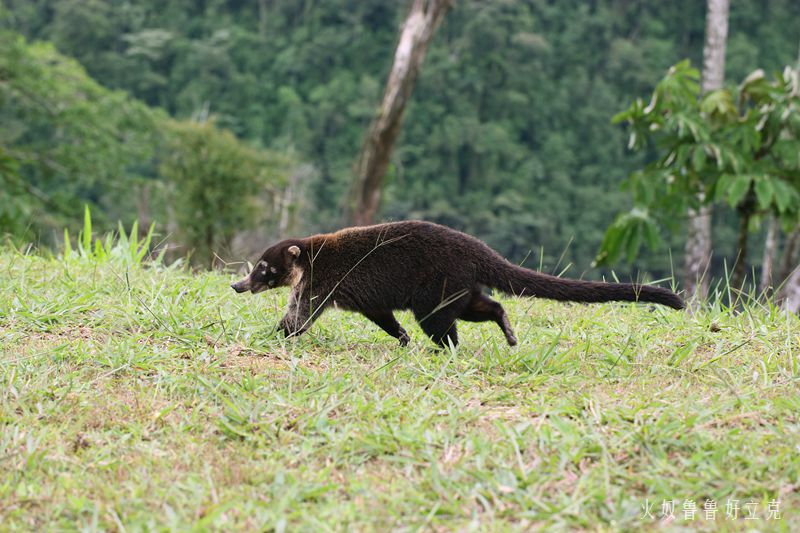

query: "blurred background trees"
(1, 0), (798, 287)
(0, 30), (156, 237)
(160, 119), (293, 267)
(0, 25), (294, 263)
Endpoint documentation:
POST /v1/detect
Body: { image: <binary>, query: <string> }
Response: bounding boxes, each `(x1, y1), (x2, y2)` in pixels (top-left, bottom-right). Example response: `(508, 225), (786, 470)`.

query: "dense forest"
(2, 0), (799, 279)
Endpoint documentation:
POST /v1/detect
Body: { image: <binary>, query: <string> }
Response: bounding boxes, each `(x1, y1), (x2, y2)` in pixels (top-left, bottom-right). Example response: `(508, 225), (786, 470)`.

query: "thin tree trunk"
(779, 228), (800, 282)
(759, 216), (778, 295)
(775, 225), (800, 313)
(278, 171), (296, 240)
(258, 0), (269, 37)
(206, 225), (215, 269)
(136, 182), (151, 238)
(684, 203), (712, 299)
(277, 163), (313, 240)
(700, 0), (729, 93)
(683, 0), (729, 301)
(733, 200), (752, 290)
(348, 0), (452, 226)
(777, 266), (800, 314)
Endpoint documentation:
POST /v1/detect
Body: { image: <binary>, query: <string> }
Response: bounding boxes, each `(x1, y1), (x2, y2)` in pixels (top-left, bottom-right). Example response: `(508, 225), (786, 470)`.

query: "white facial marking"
(270, 267), (277, 274)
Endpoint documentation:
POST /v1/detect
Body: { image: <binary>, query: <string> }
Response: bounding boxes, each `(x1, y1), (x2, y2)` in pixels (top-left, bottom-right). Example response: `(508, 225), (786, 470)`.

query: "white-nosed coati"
(231, 221), (684, 347)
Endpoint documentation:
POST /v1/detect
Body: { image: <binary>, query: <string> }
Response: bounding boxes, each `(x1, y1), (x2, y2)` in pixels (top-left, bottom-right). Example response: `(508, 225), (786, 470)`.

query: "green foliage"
(0, 29), (295, 263)
(598, 61), (800, 266)
(597, 207), (663, 265)
(3, 0), (800, 277)
(160, 120), (290, 266)
(0, 146), (30, 237)
(0, 30), (158, 235)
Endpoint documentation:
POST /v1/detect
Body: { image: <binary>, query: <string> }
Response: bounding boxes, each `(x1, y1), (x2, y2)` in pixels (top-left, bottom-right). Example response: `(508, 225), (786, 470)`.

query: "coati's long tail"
(486, 263), (685, 309)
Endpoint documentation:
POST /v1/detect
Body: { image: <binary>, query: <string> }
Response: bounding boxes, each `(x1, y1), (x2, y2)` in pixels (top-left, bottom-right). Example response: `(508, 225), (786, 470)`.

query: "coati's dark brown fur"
(231, 221), (684, 347)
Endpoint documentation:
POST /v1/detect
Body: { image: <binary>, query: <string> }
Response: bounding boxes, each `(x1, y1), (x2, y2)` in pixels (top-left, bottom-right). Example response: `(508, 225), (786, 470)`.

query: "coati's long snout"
(230, 280), (249, 293)
(230, 275), (269, 294)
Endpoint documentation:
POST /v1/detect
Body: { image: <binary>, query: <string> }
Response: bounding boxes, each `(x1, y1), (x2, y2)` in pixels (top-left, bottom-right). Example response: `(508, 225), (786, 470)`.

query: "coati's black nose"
(231, 281), (247, 293)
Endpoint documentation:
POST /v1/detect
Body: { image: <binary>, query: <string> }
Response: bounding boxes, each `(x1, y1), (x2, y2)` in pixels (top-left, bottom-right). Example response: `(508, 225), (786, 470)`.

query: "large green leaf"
(754, 177), (774, 210)
(772, 180), (800, 214)
(725, 175), (753, 207)
(691, 145), (707, 172)
(713, 174), (734, 202)
(596, 208), (661, 266)
(700, 89), (736, 120)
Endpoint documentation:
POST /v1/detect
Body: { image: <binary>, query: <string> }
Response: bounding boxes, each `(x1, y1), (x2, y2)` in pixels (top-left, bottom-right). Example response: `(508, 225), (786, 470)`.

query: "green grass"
(1, 244), (799, 531)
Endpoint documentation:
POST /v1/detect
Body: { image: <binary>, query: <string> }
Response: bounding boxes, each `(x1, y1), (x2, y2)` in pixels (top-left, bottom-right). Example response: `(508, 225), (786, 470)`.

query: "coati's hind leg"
(412, 286), (471, 348)
(363, 310), (410, 346)
(459, 292), (517, 346)
(413, 307), (460, 348)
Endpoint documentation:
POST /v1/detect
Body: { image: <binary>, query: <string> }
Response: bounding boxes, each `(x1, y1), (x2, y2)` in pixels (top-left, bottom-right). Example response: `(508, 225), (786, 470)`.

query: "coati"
(231, 221), (684, 347)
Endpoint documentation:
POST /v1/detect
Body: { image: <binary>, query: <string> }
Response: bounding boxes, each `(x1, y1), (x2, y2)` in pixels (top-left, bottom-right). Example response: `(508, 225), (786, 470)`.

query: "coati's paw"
(279, 317), (306, 338)
(506, 333), (518, 346)
(398, 331), (411, 347)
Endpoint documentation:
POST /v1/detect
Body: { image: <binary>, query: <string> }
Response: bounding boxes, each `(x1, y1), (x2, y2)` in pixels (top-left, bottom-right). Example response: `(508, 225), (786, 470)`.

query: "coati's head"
(230, 241), (304, 294)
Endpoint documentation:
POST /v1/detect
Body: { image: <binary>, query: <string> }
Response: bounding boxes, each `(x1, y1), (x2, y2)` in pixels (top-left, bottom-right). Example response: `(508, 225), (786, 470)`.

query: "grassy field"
(1, 240), (799, 531)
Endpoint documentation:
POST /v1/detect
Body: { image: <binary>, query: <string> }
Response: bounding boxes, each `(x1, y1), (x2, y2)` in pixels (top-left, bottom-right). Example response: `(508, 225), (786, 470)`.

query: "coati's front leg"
(363, 310), (410, 346)
(278, 312), (308, 338)
(279, 284), (322, 338)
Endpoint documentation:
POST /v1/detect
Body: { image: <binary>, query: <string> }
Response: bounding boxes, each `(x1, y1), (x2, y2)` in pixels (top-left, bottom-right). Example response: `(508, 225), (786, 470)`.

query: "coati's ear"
(287, 245), (301, 259)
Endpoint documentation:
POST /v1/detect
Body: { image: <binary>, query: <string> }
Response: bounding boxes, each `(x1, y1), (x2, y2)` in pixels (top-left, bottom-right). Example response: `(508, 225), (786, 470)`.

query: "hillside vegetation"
(4, 0), (800, 277)
(1, 238), (798, 530)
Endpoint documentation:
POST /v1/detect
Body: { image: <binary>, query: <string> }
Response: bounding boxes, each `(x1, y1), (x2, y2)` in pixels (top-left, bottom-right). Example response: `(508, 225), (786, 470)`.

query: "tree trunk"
(348, 0), (452, 226)
(759, 217), (778, 295)
(136, 182), (151, 238)
(775, 226), (800, 313)
(683, 0), (729, 301)
(700, 0), (729, 94)
(258, 0), (269, 37)
(278, 170), (297, 240)
(777, 266), (800, 314)
(684, 203), (713, 300)
(277, 163), (313, 240)
(733, 199), (752, 290)
(778, 227), (800, 282)
(206, 222), (217, 269)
